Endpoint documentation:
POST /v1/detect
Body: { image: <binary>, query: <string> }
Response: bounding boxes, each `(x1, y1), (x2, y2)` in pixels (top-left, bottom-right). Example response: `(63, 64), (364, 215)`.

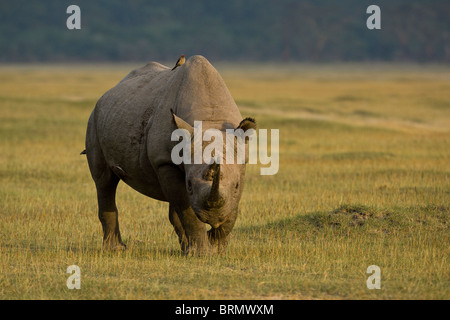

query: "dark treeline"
(1, 0), (449, 62)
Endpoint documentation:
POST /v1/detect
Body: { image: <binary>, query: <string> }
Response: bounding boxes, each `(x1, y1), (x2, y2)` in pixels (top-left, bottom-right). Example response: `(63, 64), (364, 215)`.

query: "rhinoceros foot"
(102, 236), (127, 251)
(181, 239), (214, 257)
(103, 242), (127, 251)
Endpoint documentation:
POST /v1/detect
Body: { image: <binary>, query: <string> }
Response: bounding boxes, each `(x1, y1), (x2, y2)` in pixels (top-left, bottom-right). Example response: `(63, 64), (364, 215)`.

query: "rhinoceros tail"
(80, 149), (87, 155)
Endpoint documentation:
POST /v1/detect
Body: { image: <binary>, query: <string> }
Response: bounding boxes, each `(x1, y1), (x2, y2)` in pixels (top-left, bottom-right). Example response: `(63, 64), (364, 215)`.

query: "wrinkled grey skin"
(84, 55), (256, 255)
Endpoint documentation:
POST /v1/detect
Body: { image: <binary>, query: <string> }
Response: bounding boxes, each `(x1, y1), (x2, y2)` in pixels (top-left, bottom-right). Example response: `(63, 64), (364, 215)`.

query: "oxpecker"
(171, 54), (185, 71)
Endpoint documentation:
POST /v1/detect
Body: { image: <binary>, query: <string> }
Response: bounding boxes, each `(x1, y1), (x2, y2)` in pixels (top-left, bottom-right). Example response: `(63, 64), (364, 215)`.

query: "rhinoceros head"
(172, 114), (256, 228)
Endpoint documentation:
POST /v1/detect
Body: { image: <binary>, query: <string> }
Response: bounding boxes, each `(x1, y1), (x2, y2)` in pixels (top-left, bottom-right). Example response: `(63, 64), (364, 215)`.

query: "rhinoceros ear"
(237, 118), (256, 164)
(171, 110), (194, 137)
(237, 117), (256, 132)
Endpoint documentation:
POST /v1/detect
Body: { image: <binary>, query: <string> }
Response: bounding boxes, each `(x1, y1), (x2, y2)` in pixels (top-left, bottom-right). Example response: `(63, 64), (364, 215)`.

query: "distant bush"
(0, 0), (449, 62)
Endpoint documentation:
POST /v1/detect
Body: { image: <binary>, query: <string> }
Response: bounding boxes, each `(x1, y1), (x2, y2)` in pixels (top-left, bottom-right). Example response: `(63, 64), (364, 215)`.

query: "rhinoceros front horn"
(206, 163), (225, 208)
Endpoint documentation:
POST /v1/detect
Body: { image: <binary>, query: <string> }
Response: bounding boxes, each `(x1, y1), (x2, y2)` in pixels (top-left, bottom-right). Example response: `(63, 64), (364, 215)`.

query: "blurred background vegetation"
(1, 0), (449, 63)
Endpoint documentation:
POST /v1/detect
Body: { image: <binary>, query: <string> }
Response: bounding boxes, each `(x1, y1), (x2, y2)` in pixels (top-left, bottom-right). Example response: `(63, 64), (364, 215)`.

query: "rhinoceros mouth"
(209, 215), (229, 229)
(192, 207), (229, 229)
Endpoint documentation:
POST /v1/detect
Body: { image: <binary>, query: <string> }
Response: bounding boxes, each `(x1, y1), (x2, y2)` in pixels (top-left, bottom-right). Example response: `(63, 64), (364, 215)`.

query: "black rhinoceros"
(83, 55), (256, 255)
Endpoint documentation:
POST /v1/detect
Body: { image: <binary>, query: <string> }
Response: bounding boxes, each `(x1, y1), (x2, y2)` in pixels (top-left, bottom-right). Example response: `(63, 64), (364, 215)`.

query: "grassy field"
(0, 63), (449, 300)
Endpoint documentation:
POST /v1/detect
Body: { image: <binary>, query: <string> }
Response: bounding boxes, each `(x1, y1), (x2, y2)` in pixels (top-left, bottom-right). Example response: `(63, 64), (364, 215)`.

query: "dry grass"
(0, 63), (449, 299)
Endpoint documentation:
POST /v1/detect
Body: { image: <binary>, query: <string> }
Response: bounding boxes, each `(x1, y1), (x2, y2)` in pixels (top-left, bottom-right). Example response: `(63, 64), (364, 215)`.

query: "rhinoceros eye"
(187, 180), (193, 193)
(235, 182), (239, 190)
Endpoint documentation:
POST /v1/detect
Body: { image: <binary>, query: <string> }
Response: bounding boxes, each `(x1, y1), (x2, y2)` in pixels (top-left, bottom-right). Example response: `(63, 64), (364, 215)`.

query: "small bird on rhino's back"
(172, 54), (185, 70)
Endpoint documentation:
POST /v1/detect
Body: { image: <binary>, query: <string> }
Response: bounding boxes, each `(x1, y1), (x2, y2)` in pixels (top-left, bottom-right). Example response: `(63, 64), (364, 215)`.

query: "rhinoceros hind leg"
(88, 154), (126, 250)
(96, 173), (126, 251)
(86, 116), (126, 250)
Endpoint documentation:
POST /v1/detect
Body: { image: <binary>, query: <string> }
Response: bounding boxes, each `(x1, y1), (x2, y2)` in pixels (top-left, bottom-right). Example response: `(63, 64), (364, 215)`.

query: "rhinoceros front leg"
(158, 165), (211, 255)
(168, 204), (188, 251)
